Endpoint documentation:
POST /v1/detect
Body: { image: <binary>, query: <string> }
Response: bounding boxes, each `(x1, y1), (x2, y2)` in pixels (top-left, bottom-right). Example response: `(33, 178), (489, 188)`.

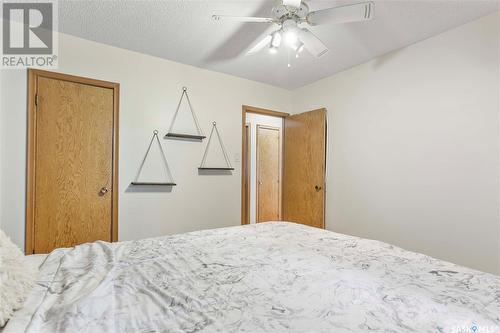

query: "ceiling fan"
(212, 0), (374, 59)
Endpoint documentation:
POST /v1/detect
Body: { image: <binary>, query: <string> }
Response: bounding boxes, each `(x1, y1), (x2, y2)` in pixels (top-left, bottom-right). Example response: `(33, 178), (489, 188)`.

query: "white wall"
(245, 113), (283, 224)
(292, 12), (500, 274)
(0, 32), (291, 250)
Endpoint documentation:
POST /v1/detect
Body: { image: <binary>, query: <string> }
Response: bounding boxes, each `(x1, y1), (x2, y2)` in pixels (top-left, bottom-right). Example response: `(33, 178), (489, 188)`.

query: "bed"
(4, 222), (500, 332)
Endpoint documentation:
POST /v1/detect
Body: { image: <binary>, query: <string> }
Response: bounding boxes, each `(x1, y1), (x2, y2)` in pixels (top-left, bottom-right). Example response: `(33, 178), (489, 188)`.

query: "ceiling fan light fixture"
(284, 30), (298, 46)
(271, 31), (282, 48)
(282, 19), (299, 46)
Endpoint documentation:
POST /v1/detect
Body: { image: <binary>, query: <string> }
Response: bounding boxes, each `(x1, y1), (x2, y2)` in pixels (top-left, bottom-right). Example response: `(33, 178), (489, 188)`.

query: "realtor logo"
(1, 0), (58, 68)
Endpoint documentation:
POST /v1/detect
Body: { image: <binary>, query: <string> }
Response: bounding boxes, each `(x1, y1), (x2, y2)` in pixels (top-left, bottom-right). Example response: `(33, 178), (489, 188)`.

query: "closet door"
(256, 125), (281, 222)
(27, 70), (119, 254)
(282, 108), (326, 229)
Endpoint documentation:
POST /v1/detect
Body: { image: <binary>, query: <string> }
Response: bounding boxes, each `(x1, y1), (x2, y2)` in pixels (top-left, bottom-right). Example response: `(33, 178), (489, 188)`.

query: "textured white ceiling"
(58, 1), (500, 90)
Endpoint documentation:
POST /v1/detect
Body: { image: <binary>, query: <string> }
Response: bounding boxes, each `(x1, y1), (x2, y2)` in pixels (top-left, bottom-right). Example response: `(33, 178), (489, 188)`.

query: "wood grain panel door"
(27, 70), (119, 254)
(282, 109), (326, 228)
(256, 125), (281, 222)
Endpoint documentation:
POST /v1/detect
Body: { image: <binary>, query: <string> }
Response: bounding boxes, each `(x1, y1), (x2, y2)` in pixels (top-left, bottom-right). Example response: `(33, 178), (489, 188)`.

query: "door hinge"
(35, 94), (38, 106)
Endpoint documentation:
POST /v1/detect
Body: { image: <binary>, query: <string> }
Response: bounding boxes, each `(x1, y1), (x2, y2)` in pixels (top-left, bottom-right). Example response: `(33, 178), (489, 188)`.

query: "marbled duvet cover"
(5, 222), (500, 333)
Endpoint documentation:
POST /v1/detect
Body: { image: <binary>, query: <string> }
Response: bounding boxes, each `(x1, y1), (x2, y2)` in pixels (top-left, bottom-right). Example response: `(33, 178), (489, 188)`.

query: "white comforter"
(5, 222), (500, 333)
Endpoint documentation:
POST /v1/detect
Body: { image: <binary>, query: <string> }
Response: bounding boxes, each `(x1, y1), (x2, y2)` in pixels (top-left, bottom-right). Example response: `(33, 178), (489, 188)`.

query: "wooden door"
(256, 125), (281, 222)
(282, 109), (326, 228)
(27, 70), (119, 254)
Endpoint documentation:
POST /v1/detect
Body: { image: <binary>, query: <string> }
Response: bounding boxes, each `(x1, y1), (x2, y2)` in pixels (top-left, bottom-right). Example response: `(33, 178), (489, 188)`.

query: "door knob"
(99, 187), (109, 196)
(315, 185), (322, 192)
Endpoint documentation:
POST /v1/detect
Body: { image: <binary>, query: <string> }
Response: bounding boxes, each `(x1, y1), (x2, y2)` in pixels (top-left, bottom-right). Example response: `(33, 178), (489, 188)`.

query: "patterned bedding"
(5, 222), (500, 332)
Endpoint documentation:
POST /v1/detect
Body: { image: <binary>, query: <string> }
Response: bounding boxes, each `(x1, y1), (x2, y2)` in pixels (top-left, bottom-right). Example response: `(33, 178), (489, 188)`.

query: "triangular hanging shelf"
(199, 122), (234, 171)
(131, 130), (176, 186)
(165, 87), (205, 141)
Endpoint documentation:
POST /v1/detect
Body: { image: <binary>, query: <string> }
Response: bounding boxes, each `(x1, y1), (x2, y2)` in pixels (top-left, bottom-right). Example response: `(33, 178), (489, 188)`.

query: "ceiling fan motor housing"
(272, 3), (309, 23)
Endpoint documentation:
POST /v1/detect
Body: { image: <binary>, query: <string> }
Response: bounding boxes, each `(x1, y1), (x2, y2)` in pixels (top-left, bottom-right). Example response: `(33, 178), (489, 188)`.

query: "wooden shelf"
(198, 167), (234, 171)
(164, 133), (205, 140)
(130, 182), (177, 186)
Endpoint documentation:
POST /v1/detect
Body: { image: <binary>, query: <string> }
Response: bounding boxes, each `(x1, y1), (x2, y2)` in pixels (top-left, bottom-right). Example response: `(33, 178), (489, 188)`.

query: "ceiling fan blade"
(283, 0), (302, 8)
(307, 1), (374, 26)
(212, 15), (275, 23)
(297, 28), (328, 58)
(247, 34), (273, 55)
